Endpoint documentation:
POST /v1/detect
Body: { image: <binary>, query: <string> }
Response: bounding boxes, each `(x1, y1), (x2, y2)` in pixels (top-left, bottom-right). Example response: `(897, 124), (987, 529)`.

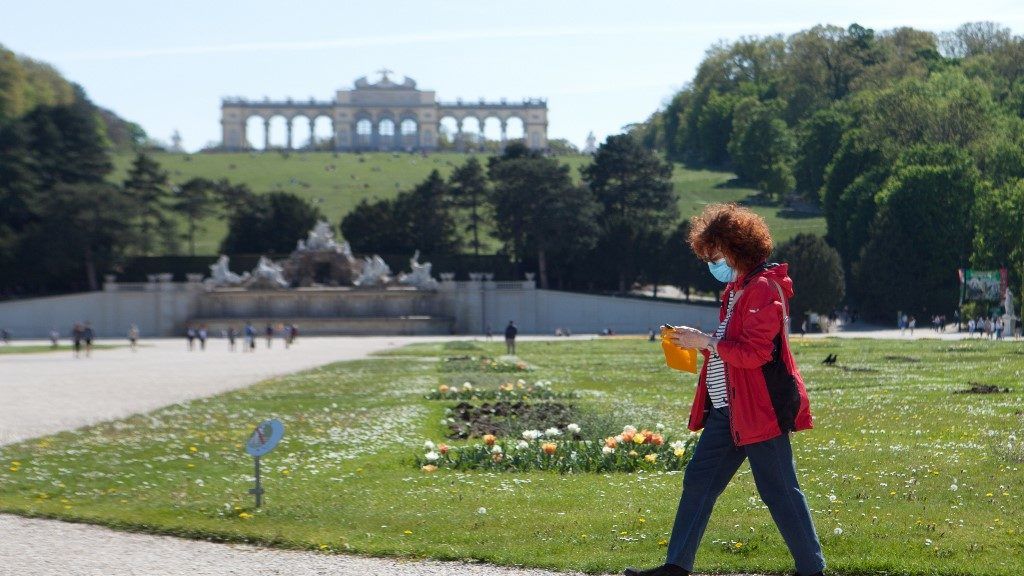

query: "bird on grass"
(821, 353), (837, 365)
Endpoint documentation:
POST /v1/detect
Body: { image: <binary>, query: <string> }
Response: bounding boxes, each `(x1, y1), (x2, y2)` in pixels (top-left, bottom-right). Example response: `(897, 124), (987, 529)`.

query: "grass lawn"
(109, 152), (824, 256)
(2, 337), (1018, 575)
(0, 344), (118, 355)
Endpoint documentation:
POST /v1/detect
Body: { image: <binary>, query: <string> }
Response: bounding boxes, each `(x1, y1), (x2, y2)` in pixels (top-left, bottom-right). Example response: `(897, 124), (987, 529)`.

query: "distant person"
(0, 329), (9, 345)
(908, 316), (916, 336)
(504, 320), (518, 355)
(128, 324), (139, 352)
(485, 324), (493, 341)
(285, 324), (298, 348)
(647, 327), (656, 342)
(186, 326), (196, 351)
(265, 323), (274, 348)
(968, 318), (976, 337)
(49, 328), (60, 348)
(198, 325), (208, 351)
(72, 323), (83, 358)
(83, 323), (94, 357)
(245, 322), (256, 352)
(800, 317), (807, 336)
(227, 326), (238, 351)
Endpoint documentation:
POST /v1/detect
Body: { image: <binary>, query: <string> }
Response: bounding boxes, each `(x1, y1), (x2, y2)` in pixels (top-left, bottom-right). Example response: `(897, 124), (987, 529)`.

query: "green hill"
(109, 151), (825, 255)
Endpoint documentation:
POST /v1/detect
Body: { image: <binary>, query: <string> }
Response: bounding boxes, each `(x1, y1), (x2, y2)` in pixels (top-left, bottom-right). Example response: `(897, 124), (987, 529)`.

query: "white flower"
(544, 427), (562, 437)
(567, 423), (581, 434)
(462, 382), (473, 390)
(522, 429), (541, 441)
(925, 538), (933, 546)
(615, 434), (624, 443)
(828, 493), (837, 503)
(425, 451), (439, 462)
(517, 379), (527, 386)
(477, 507), (487, 515)
(450, 386), (460, 394)
(623, 425), (637, 435)
(491, 445), (503, 454)
(516, 440), (529, 450)
(950, 483), (958, 492)
(655, 422), (665, 430)
(833, 527), (843, 535)
(195, 479), (204, 486)
(424, 440), (436, 451)
(669, 440), (687, 451)
(602, 446), (615, 455)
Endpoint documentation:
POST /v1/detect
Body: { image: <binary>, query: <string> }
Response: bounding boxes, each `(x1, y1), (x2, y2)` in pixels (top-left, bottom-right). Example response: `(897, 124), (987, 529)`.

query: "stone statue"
(353, 255), (392, 287)
(205, 255), (250, 288)
(398, 250), (438, 290)
(245, 256), (290, 290)
(297, 220), (348, 253)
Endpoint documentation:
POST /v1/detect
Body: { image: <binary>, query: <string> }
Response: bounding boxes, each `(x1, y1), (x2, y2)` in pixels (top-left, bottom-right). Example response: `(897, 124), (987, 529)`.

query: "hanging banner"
(964, 270), (1001, 301)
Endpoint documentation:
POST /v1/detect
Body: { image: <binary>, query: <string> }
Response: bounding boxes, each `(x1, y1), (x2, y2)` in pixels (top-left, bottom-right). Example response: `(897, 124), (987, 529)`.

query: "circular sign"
(246, 419), (284, 457)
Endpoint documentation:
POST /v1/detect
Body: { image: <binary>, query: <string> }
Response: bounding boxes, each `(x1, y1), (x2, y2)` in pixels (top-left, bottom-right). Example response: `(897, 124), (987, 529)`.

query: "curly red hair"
(688, 203), (773, 274)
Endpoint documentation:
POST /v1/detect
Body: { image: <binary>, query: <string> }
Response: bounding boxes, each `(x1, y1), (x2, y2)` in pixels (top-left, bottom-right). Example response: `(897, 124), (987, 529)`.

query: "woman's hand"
(670, 326), (712, 349)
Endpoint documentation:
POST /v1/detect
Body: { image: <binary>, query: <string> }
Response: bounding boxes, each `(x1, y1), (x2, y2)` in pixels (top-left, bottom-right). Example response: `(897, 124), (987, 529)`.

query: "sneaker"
(622, 563), (689, 576)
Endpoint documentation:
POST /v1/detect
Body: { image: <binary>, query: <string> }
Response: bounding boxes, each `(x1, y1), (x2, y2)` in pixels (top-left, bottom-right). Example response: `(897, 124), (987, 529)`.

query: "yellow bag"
(660, 326), (698, 373)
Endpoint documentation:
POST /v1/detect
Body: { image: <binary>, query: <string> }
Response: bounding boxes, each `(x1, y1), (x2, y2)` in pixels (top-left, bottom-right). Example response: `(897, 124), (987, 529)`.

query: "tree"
(728, 97), (796, 200)
(123, 152), (178, 255)
(489, 143), (600, 288)
(394, 170), (461, 256)
(341, 170), (460, 257)
(774, 233), (845, 316)
(448, 157), (488, 256)
(581, 134), (677, 292)
(15, 182), (137, 292)
(939, 22), (1013, 58)
(172, 177), (218, 256)
(972, 178), (1024, 296)
(794, 107), (850, 200)
(221, 192), (323, 255)
(854, 145), (981, 320)
(340, 197), (402, 254)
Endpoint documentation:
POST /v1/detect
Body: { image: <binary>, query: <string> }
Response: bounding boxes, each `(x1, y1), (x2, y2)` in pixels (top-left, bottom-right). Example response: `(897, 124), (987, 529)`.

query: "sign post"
(245, 419), (284, 508)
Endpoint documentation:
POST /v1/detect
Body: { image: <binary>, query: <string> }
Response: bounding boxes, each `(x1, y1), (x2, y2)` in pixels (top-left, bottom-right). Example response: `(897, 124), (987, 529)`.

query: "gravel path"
(0, 514), (614, 576)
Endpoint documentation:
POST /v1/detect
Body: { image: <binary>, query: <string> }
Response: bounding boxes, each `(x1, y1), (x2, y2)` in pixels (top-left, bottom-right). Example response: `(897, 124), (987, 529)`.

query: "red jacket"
(687, 263), (813, 446)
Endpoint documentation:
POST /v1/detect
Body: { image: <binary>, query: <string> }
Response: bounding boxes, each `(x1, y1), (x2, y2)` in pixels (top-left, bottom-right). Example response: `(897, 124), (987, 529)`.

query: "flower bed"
(424, 379), (577, 401)
(443, 400), (579, 439)
(439, 355), (531, 373)
(415, 424), (700, 473)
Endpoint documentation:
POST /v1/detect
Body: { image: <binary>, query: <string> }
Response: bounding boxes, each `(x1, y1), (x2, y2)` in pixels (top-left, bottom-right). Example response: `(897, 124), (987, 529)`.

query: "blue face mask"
(708, 258), (736, 283)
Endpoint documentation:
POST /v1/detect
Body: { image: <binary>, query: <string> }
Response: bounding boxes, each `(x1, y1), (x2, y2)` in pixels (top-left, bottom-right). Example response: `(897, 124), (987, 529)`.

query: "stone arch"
(289, 114), (311, 150)
(438, 115), (459, 148)
(266, 114), (289, 149)
(311, 114), (334, 149)
(399, 116), (418, 150)
(376, 113), (396, 150)
(504, 116), (526, 141)
(244, 114), (267, 150)
(354, 112), (374, 149)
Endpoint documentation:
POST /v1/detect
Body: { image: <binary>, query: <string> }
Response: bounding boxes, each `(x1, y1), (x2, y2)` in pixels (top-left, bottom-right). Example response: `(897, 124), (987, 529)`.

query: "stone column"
(308, 117), (316, 149)
(286, 119), (293, 150)
(263, 118), (270, 150)
(456, 118), (464, 152)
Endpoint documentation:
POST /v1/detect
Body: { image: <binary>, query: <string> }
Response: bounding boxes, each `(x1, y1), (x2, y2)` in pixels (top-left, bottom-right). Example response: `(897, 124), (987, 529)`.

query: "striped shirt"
(706, 291), (738, 408)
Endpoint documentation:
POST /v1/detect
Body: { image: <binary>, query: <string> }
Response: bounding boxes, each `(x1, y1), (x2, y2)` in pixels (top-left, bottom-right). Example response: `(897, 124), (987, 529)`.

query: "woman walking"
(624, 203), (825, 576)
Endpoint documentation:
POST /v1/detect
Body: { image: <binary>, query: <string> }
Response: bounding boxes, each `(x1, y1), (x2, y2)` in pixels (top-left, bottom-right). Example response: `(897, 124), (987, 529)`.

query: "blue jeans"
(665, 406), (825, 575)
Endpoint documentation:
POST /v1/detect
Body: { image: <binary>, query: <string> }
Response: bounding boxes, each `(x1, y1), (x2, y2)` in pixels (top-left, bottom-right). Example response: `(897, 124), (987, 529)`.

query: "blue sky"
(4, 1), (1024, 151)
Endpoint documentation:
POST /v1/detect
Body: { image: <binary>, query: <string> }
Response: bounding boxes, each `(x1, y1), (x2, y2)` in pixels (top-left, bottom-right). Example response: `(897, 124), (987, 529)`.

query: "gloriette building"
(220, 70), (548, 152)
